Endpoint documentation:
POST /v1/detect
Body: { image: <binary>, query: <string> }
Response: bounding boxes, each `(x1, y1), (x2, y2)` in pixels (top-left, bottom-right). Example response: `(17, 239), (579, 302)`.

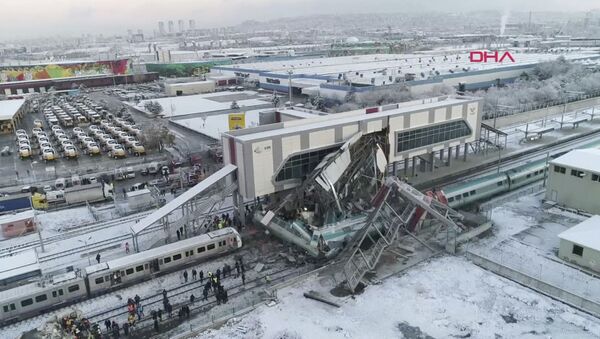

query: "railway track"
(417, 127), (600, 191)
(0, 211), (152, 258)
(98, 263), (314, 338)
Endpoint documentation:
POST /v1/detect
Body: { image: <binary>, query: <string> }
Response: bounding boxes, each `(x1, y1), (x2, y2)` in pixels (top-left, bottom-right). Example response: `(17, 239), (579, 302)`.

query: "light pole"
(78, 236), (92, 265)
(287, 69), (293, 105)
(30, 161), (37, 183)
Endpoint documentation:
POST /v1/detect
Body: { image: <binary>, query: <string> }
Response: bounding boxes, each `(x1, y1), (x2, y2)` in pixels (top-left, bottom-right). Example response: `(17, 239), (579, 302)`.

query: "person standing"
(242, 273), (246, 285)
(125, 242), (130, 254)
(192, 269), (197, 280)
(183, 270), (188, 283)
(199, 270), (204, 283)
(96, 253), (101, 264)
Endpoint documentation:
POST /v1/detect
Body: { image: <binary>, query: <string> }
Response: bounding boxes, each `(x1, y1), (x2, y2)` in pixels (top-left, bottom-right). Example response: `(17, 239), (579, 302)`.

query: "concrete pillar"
(447, 147), (453, 166)
(439, 149), (444, 163)
(455, 145), (460, 159)
(429, 152), (435, 172)
(412, 156), (417, 177)
(463, 144), (468, 162)
(404, 158), (408, 176)
(392, 161), (397, 177)
(233, 190), (246, 226)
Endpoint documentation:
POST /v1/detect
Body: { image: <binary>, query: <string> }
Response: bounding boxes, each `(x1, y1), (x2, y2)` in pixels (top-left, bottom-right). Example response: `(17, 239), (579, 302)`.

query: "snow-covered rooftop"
(550, 149), (600, 173)
(0, 249), (39, 282)
(135, 91), (271, 117)
(214, 50), (600, 84)
(0, 99), (25, 121)
(558, 215), (600, 250)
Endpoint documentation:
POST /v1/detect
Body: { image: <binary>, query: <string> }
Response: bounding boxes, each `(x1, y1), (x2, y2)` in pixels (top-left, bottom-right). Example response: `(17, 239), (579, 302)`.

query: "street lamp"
(30, 161), (38, 183)
(78, 236), (92, 265)
(287, 69), (293, 105)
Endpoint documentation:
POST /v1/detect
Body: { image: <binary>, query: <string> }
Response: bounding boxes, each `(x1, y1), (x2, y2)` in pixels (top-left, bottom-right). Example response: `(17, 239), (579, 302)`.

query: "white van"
(55, 178), (66, 190)
(126, 167), (136, 179)
(71, 174), (81, 186)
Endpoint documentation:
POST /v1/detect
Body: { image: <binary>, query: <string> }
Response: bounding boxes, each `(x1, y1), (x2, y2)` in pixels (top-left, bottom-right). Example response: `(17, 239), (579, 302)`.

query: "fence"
(466, 250), (600, 318)
(483, 92), (600, 129)
(482, 89), (600, 120)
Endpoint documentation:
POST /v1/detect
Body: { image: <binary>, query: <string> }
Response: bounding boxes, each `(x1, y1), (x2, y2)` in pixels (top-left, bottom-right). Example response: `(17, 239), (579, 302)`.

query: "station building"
(222, 95), (482, 199)
(558, 215), (600, 274)
(546, 149), (600, 214)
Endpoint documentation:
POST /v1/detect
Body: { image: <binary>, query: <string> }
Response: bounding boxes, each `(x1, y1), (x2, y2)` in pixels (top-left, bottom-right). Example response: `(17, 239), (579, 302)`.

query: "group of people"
(57, 314), (100, 339)
(90, 259), (247, 337)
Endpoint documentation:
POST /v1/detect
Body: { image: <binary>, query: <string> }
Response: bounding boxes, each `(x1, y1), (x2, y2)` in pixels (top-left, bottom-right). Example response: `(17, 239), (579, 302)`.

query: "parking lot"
(0, 94), (170, 189)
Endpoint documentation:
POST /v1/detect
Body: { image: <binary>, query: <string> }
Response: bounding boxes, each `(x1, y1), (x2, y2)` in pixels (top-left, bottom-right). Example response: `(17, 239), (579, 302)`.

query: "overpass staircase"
(342, 177), (465, 293)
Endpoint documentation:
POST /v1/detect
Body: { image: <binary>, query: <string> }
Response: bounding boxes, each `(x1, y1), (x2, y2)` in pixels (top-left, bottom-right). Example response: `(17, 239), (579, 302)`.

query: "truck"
(0, 194), (32, 215)
(64, 183), (113, 205)
(31, 183), (114, 209)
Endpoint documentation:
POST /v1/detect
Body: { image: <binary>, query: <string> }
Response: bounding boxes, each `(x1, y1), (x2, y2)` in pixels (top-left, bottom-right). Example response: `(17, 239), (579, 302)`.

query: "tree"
(310, 94), (325, 110)
(139, 122), (175, 151)
(271, 93), (280, 107)
(230, 100), (240, 110)
(144, 101), (164, 115)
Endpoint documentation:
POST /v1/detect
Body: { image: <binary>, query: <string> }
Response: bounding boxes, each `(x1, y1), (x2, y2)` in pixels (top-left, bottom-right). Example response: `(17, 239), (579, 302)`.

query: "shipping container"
(0, 194), (32, 214)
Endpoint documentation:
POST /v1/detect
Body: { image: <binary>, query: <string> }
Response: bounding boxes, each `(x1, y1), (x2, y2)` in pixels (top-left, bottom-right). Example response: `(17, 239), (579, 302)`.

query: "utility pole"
(287, 69), (293, 105)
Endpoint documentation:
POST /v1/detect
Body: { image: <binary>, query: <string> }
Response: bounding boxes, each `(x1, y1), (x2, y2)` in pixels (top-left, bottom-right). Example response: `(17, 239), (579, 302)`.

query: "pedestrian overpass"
(129, 164), (239, 252)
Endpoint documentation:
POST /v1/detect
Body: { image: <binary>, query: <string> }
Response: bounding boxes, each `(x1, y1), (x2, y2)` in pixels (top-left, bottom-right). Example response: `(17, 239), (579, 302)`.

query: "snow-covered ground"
(197, 256), (600, 339)
(470, 193), (600, 306)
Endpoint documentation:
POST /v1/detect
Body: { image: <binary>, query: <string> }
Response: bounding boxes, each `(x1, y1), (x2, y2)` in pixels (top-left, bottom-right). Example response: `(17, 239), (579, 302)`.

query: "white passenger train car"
(0, 228), (242, 325)
(85, 228), (242, 295)
(0, 272), (86, 325)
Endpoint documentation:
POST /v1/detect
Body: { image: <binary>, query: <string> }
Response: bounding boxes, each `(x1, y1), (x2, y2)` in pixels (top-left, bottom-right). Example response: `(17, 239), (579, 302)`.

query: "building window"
(554, 165), (566, 174)
(396, 120), (471, 153)
(592, 174), (600, 182)
(275, 145), (341, 182)
(570, 169), (584, 178)
(572, 244), (584, 256)
(35, 294), (47, 303)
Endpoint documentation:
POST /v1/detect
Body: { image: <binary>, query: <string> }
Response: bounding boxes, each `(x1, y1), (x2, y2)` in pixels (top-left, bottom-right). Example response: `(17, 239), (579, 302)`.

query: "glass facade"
(275, 145), (341, 182)
(396, 120), (471, 153)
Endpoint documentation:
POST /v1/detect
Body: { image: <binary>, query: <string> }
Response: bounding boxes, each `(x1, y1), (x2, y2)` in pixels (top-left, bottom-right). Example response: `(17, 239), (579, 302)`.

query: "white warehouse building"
(546, 149), (600, 214)
(558, 215), (600, 274)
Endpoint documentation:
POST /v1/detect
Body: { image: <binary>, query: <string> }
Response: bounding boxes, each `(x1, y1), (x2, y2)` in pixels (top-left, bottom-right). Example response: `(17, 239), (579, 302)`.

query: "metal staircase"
(342, 177), (465, 293)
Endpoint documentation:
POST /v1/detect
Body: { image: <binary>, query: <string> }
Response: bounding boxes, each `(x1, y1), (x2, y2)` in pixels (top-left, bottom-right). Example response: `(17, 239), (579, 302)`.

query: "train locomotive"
(0, 227), (242, 325)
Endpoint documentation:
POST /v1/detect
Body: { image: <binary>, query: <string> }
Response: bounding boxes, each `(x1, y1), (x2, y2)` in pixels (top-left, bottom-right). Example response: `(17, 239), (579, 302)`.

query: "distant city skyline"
(1, 0), (600, 41)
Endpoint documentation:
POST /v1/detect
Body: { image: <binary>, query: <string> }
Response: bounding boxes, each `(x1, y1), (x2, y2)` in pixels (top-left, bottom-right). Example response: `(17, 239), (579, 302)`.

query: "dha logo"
(469, 51), (515, 63)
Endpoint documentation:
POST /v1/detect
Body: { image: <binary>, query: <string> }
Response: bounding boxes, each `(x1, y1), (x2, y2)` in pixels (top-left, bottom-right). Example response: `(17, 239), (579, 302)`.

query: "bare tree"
(139, 121), (175, 151)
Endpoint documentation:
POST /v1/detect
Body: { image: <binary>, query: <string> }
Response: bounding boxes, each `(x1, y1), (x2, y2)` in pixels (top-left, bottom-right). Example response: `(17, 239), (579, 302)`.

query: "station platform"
(405, 116), (600, 189)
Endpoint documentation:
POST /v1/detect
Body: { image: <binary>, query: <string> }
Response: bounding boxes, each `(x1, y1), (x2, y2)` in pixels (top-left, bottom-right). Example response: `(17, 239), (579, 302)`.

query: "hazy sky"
(1, 0), (599, 40)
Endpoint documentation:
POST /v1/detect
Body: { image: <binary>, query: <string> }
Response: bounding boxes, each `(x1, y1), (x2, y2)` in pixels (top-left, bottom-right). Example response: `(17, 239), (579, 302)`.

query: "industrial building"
(164, 80), (216, 96)
(0, 99), (26, 134)
(211, 51), (600, 100)
(222, 95), (481, 198)
(546, 149), (600, 214)
(558, 215), (600, 273)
